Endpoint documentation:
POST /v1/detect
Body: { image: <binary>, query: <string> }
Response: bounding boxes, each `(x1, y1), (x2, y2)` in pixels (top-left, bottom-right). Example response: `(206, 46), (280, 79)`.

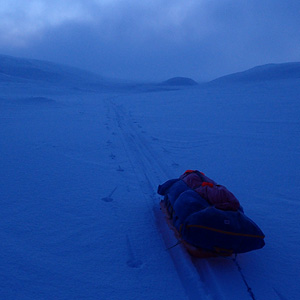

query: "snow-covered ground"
(1, 58), (300, 299)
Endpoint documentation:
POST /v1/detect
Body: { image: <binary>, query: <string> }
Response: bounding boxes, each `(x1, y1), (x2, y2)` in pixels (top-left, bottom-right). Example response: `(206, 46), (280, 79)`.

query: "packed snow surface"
(1, 58), (300, 300)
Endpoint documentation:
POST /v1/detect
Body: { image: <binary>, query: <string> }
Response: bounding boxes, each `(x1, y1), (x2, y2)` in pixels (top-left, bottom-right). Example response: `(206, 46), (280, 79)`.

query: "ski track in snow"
(105, 97), (274, 300)
(106, 99), (206, 300)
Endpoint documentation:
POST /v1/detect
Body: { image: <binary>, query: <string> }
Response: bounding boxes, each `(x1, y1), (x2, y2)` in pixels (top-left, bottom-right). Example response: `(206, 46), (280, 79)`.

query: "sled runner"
(158, 170), (265, 258)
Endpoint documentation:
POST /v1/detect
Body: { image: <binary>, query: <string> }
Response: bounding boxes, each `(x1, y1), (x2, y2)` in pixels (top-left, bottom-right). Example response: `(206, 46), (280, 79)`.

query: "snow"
(1, 58), (300, 300)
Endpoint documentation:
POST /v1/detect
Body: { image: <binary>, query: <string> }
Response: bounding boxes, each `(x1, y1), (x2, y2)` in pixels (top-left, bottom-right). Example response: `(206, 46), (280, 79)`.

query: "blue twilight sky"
(0, 0), (300, 81)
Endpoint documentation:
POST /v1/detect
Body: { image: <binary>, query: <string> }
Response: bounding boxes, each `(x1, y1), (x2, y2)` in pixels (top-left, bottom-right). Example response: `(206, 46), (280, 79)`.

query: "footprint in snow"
(117, 165), (124, 172)
(126, 235), (143, 269)
(127, 259), (143, 269)
(101, 186), (117, 202)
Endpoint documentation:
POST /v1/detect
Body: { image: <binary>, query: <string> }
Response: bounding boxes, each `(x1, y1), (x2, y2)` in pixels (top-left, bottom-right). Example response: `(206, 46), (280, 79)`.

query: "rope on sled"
(232, 255), (257, 300)
(165, 241), (182, 251)
(165, 240), (257, 300)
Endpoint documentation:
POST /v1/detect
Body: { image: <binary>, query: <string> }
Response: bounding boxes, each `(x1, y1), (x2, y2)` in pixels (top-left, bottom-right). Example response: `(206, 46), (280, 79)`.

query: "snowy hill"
(0, 54), (120, 91)
(1, 57), (300, 300)
(161, 77), (198, 86)
(210, 62), (300, 83)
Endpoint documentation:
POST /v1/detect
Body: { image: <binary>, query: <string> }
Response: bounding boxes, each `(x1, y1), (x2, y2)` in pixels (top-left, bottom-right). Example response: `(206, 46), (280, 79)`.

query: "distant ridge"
(210, 62), (300, 84)
(0, 54), (117, 90)
(161, 77), (198, 86)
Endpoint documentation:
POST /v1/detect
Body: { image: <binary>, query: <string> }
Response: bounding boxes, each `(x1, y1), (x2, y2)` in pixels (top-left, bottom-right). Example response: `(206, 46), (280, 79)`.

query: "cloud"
(0, 0), (300, 81)
(0, 0), (94, 46)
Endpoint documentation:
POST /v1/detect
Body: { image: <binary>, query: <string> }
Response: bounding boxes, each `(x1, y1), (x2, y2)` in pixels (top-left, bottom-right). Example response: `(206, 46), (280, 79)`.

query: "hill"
(161, 77), (198, 86)
(0, 54), (115, 91)
(210, 62), (300, 84)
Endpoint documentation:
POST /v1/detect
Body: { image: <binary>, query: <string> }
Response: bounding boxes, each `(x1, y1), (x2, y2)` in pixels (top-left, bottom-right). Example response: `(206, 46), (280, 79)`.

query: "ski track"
(105, 97), (265, 300)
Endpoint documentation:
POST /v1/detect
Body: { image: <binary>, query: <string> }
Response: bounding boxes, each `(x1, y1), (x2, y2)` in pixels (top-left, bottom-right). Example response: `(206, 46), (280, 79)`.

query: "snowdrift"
(158, 170), (265, 257)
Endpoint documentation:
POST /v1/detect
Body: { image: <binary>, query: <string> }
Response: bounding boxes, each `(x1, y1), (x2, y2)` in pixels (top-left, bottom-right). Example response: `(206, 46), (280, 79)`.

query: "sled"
(160, 200), (232, 258)
(158, 170), (265, 258)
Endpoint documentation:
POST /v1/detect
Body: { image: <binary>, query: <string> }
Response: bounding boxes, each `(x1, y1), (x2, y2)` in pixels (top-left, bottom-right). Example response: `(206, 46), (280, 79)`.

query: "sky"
(0, 0), (300, 82)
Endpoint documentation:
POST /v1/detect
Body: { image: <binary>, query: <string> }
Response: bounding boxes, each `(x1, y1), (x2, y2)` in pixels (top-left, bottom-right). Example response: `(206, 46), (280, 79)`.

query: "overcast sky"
(1, 0), (300, 81)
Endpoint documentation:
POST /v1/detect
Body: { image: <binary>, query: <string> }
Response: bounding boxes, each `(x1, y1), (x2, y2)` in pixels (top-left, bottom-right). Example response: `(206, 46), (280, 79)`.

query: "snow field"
(1, 74), (300, 299)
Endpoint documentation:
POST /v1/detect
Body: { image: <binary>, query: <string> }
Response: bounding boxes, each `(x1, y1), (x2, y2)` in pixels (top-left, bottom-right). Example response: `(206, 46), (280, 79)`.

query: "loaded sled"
(158, 170), (265, 258)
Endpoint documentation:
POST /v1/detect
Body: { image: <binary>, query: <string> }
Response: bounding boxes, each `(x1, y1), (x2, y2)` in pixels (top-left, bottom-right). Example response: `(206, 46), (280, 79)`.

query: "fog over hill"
(210, 62), (300, 84)
(2, 54), (300, 91)
(0, 54), (121, 92)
